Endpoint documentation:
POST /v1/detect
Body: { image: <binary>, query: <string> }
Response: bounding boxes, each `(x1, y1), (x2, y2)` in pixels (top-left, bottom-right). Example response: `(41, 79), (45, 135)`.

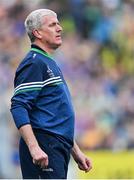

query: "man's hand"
(19, 124), (49, 169)
(71, 141), (92, 173)
(30, 145), (49, 168)
(73, 150), (92, 172)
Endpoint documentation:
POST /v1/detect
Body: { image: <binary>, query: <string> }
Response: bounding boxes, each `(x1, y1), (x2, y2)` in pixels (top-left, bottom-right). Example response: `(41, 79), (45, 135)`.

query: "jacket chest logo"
(47, 65), (55, 78)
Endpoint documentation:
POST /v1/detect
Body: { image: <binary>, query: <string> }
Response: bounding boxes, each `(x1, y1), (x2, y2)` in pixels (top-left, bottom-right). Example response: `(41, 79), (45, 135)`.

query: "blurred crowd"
(0, 0), (134, 177)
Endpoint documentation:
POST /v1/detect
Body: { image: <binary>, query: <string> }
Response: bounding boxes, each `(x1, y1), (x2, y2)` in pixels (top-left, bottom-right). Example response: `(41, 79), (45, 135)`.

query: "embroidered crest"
(47, 65), (55, 77)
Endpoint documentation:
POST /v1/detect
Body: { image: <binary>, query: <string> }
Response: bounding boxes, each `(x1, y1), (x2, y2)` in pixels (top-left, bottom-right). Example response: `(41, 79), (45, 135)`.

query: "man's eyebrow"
(49, 21), (60, 26)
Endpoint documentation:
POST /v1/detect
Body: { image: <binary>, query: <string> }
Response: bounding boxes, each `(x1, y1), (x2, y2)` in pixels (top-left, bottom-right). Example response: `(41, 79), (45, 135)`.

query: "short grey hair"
(24, 9), (57, 42)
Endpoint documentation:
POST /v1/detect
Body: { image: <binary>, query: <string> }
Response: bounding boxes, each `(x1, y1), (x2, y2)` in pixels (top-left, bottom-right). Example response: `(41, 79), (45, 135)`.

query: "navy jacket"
(10, 45), (75, 147)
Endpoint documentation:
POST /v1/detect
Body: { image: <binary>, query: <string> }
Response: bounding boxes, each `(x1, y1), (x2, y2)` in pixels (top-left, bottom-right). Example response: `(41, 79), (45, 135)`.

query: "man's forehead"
(42, 15), (58, 23)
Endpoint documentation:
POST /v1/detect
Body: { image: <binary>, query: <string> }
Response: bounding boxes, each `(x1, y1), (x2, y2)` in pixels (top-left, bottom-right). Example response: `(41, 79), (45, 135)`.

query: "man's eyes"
(49, 22), (60, 27)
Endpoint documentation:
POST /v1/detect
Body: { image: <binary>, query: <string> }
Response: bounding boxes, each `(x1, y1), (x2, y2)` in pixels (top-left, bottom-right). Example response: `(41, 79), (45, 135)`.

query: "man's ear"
(32, 29), (42, 39)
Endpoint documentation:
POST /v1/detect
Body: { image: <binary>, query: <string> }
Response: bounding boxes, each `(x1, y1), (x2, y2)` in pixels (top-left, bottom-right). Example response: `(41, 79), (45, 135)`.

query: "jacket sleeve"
(10, 61), (45, 129)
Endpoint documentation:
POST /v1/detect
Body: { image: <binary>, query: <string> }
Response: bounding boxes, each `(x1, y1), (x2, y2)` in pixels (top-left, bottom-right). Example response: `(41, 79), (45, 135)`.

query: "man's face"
(38, 15), (63, 49)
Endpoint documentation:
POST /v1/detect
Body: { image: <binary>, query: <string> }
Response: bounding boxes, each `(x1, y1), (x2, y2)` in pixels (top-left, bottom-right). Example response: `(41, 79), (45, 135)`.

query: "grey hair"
(24, 9), (57, 42)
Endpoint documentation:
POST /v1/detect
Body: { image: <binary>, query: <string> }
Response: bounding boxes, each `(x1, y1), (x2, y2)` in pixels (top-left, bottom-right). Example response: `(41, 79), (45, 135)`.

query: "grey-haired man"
(10, 9), (92, 179)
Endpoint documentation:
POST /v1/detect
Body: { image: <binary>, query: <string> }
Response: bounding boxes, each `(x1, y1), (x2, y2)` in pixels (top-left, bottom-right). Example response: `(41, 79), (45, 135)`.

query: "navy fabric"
(19, 132), (71, 179)
(10, 44), (75, 147)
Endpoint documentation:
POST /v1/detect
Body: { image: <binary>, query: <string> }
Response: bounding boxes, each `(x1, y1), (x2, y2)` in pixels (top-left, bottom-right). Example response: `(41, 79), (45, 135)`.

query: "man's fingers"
(33, 159), (36, 164)
(78, 163), (86, 171)
(33, 156), (49, 168)
(82, 160), (92, 172)
(78, 158), (92, 172)
(33, 159), (40, 165)
(85, 158), (92, 171)
(41, 157), (49, 168)
(41, 160), (48, 169)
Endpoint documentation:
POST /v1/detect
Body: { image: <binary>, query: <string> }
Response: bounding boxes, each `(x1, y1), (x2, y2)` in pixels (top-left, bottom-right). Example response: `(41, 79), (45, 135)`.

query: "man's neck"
(33, 41), (55, 55)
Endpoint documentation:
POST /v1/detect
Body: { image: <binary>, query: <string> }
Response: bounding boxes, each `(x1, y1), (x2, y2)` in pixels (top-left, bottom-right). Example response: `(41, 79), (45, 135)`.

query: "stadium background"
(0, 0), (134, 178)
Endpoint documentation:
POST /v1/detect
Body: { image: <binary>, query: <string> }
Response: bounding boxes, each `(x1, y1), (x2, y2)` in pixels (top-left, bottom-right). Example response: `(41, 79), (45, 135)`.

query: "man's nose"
(57, 24), (62, 32)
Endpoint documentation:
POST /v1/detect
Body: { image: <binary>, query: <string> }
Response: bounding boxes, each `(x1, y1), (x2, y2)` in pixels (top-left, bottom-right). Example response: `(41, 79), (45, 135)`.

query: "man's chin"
(52, 42), (62, 49)
(57, 40), (62, 46)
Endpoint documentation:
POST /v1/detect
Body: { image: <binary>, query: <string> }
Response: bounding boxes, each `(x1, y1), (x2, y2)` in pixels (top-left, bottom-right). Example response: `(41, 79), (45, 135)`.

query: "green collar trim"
(31, 48), (53, 60)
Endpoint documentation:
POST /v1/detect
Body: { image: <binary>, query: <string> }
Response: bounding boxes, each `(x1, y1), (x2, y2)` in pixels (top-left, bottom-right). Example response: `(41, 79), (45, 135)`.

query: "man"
(10, 9), (92, 179)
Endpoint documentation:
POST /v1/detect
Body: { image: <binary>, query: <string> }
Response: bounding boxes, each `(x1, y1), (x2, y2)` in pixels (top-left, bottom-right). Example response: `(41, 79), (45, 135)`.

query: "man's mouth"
(56, 35), (62, 40)
(56, 35), (61, 38)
